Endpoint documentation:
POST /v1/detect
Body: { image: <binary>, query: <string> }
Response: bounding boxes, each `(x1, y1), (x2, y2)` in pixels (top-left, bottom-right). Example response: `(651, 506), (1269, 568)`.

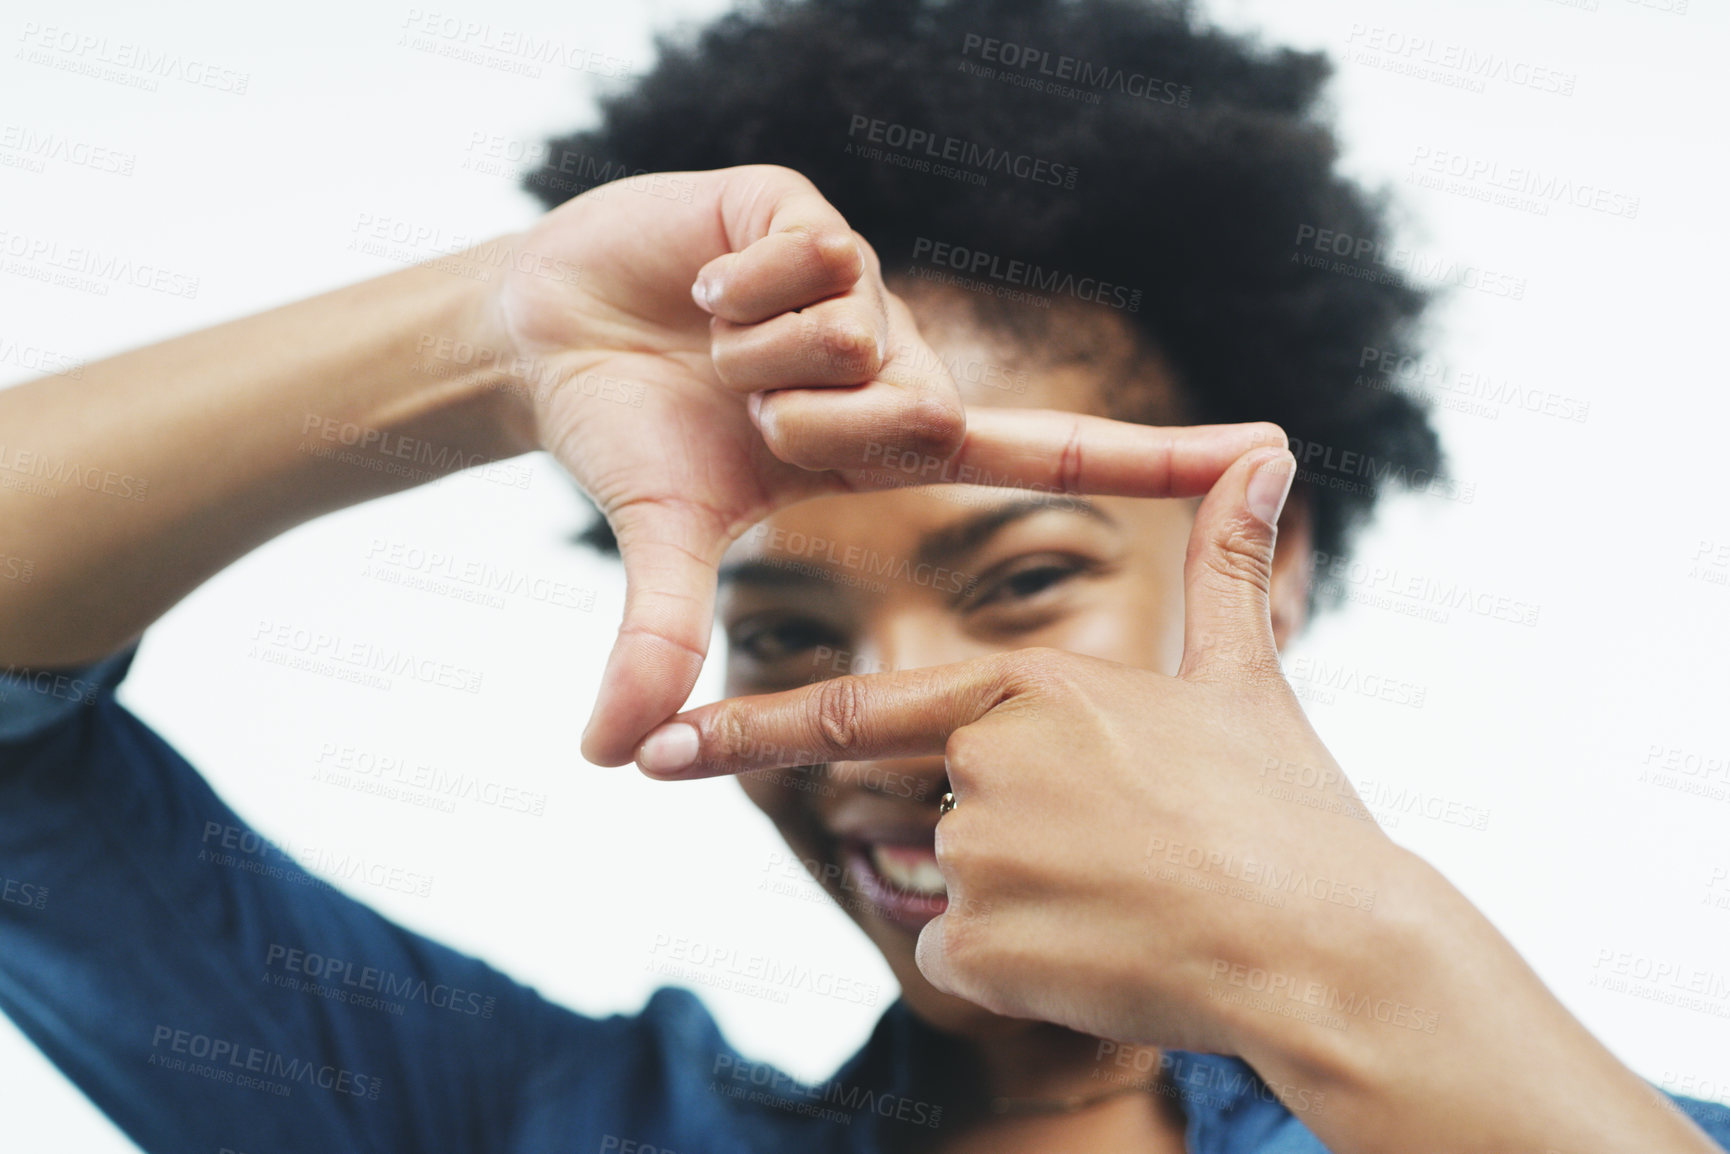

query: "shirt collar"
(862, 999), (1269, 1150)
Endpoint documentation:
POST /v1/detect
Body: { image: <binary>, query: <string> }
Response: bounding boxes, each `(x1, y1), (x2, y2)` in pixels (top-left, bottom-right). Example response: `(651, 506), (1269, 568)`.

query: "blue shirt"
(2, 646), (1727, 1153)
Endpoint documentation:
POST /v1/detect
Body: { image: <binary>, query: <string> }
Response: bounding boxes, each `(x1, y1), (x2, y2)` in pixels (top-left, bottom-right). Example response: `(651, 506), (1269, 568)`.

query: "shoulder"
(1668, 1090), (1730, 1148)
(0, 646), (134, 747)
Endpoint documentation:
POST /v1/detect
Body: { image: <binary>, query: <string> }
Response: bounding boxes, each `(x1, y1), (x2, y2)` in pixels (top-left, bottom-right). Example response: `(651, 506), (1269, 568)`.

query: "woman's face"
(716, 288), (1311, 1039)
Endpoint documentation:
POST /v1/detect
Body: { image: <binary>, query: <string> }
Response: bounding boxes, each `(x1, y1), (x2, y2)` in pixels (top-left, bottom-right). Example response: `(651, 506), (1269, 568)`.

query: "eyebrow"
(716, 497), (1117, 590)
(914, 496), (1114, 570)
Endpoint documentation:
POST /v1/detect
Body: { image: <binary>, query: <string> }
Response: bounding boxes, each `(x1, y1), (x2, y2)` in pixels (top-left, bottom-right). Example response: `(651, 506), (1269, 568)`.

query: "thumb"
(1177, 445), (1296, 684)
(580, 499), (729, 767)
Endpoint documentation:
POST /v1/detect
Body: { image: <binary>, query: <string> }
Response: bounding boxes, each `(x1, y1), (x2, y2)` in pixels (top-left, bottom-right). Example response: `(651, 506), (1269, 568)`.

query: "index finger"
(632, 654), (1022, 779)
(845, 409), (1288, 501)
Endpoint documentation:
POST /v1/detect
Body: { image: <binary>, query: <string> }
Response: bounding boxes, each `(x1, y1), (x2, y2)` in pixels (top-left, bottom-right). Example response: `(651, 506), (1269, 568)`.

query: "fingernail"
(637, 722), (700, 776)
(1246, 451), (1295, 528)
(749, 391), (776, 440)
(691, 276), (713, 312)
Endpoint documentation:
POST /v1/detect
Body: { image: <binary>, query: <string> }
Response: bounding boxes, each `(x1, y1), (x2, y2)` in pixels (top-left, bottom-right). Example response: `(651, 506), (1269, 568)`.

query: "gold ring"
(938, 791), (957, 816)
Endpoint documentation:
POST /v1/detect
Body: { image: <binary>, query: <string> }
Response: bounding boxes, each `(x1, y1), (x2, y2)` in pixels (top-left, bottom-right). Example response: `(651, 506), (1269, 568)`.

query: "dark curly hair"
(523, 0), (1443, 581)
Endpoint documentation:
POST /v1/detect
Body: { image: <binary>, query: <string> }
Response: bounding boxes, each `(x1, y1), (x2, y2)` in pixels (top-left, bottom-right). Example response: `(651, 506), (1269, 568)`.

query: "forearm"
(1239, 850), (1720, 1152)
(0, 240), (534, 669)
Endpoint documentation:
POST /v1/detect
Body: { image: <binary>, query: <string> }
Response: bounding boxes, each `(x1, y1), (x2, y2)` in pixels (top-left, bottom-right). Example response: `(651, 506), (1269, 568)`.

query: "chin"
(837, 862), (1046, 1045)
(744, 771), (1052, 1045)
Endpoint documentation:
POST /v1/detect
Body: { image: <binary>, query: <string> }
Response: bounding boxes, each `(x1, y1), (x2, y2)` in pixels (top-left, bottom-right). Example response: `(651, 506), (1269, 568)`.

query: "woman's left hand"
(629, 444), (1726, 1154)
(631, 445), (1410, 1058)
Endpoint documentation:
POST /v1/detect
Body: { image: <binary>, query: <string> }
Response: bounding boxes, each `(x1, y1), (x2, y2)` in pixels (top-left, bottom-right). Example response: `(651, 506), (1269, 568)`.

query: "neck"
(977, 1024), (1149, 1098)
(942, 1024), (1187, 1153)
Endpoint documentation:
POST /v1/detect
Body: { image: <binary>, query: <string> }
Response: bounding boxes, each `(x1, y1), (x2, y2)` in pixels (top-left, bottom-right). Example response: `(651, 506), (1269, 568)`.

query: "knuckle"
(755, 409), (821, 471)
(1002, 645), (1080, 698)
(707, 706), (756, 764)
(934, 902), (991, 978)
(894, 389), (966, 461)
(707, 337), (746, 388)
(943, 726), (983, 775)
(789, 223), (861, 289)
(816, 228), (866, 285)
(848, 229), (880, 277)
(915, 916), (957, 992)
(774, 225), (829, 291)
(815, 312), (880, 378)
(810, 675), (870, 753)
(933, 814), (968, 872)
(933, 814), (1002, 895)
(1196, 521), (1275, 596)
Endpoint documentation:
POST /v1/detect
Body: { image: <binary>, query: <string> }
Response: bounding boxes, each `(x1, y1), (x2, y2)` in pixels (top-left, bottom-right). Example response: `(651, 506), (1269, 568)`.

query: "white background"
(2, 0), (1727, 1147)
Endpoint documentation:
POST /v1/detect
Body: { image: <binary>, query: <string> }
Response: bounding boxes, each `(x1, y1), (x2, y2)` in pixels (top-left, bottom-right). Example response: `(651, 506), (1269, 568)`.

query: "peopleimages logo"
(958, 33), (1191, 106)
(0, 123), (136, 175)
(1292, 224), (1527, 301)
(264, 943), (497, 1018)
(846, 115), (1078, 189)
(1206, 960), (1442, 1034)
(711, 1054), (944, 1128)
(1143, 836), (1379, 912)
(1407, 147), (1640, 220)
(1342, 24), (1577, 96)
(909, 236), (1141, 312)
(1287, 435), (1476, 504)
(648, 934), (882, 1007)
(149, 1025), (382, 1099)
(15, 22), (251, 94)
(1355, 345), (1591, 425)
(0, 873), (48, 911)
(1, 228), (201, 299)
(0, 440), (149, 500)
(743, 523), (976, 595)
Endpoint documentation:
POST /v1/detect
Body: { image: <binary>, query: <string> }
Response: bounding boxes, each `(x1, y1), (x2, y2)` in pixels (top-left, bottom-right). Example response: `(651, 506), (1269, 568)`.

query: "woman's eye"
(969, 559), (1087, 610)
(730, 619), (838, 663)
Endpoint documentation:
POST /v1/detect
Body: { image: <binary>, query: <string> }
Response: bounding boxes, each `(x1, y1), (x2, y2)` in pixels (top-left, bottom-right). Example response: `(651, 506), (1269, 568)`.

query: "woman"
(2, 0), (1726, 1150)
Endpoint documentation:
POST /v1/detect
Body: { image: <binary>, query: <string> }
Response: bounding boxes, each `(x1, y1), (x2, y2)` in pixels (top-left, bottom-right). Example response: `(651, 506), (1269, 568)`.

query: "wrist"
(1231, 849), (1719, 1152)
(398, 231), (541, 459)
(1228, 845), (1449, 1094)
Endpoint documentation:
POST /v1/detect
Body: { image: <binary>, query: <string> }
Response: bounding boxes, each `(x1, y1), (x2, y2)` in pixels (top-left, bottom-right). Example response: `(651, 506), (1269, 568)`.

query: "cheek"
(1062, 616), (1173, 675)
(1049, 609), (1139, 663)
(738, 776), (836, 890)
(738, 772), (807, 829)
(1040, 580), (1186, 675)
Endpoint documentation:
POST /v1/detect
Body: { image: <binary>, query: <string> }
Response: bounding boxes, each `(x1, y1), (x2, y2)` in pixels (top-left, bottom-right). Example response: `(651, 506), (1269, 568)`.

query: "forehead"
(881, 277), (1174, 415)
(722, 489), (1114, 576)
(717, 284), (1193, 579)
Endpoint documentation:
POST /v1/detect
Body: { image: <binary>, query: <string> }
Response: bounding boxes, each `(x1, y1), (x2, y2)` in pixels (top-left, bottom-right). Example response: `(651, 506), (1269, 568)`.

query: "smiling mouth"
(838, 836), (949, 933)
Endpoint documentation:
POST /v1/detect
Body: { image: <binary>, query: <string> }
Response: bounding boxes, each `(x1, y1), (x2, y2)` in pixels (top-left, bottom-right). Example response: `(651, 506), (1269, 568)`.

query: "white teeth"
(868, 845), (947, 897)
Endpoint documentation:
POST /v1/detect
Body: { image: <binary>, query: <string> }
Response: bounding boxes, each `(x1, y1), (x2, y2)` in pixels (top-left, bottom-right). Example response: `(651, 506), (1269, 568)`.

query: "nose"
(841, 611), (995, 683)
(819, 614), (980, 801)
